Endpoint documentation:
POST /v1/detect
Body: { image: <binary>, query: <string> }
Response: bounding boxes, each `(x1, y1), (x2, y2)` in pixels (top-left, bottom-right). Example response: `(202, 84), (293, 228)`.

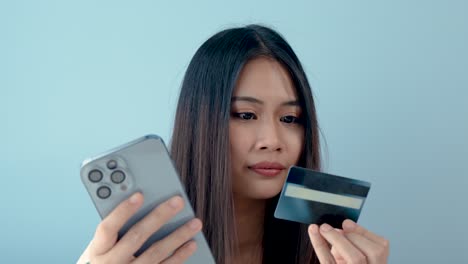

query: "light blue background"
(2, 0), (467, 263)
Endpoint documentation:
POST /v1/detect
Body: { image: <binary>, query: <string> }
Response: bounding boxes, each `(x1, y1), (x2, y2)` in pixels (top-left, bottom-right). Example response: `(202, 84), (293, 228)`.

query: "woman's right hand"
(77, 192), (202, 264)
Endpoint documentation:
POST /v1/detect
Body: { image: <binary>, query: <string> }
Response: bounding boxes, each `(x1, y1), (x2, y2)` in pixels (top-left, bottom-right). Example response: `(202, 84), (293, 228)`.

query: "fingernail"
(320, 223), (333, 232)
(343, 219), (357, 231)
(189, 219), (201, 230)
(169, 196), (182, 209)
(308, 224), (319, 235)
(129, 193), (141, 204)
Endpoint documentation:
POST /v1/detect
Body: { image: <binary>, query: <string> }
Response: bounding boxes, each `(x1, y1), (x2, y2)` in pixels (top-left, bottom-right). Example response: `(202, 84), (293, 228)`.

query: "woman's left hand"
(308, 219), (389, 264)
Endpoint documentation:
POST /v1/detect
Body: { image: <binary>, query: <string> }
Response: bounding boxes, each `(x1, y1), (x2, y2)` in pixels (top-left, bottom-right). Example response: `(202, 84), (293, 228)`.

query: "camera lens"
(107, 160), (117, 170)
(97, 186), (111, 199)
(88, 170), (103, 183)
(111, 170), (125, 184)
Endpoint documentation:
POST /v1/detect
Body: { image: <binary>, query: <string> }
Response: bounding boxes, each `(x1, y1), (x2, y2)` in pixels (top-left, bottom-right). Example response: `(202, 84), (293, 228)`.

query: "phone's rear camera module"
(97, 186), (111, 199)
(89, 170), (103, 183)
(107, 160), (117, 170)
(111, 170), (125, 184)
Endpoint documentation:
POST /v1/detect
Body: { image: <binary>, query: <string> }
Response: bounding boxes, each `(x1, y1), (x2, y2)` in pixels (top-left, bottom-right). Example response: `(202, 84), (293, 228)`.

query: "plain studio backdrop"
(1, 0), (467, 263)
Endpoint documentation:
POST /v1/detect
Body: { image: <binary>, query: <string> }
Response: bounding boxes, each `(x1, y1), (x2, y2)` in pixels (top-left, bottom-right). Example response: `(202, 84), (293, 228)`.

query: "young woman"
(78, 24), (389, 264)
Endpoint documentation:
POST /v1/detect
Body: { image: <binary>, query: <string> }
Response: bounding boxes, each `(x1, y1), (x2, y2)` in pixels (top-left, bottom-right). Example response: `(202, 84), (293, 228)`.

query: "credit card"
(274, 166), (371, 228)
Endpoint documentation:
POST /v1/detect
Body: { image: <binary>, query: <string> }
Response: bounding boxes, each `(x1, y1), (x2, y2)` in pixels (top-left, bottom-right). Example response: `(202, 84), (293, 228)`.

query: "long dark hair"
(170, 24), (321, 264)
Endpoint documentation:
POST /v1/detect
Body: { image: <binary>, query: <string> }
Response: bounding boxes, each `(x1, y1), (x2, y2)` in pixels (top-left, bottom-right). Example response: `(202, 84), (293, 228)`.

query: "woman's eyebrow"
(231, 96), (300, 106)
(282, 100), (301, 107)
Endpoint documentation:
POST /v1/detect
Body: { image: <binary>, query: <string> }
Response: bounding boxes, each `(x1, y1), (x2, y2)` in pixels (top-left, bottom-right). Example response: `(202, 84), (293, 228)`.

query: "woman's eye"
(234, 112), (257, 120)
(280, 115), (301, 124)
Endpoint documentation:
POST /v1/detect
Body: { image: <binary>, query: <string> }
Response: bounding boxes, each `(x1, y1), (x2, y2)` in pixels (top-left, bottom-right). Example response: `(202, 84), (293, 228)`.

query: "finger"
(320, 223), (367, 264)
(334, 228), (344, 235)
(160, 241), (198, 264)
(91, 192), (144, 256)
(345, 233), (389, 264)
(135, 218), (202, 263)
(109, 195), (185, 260)
(331, 246), (346, 264)
(308, 224), (336, 264)
(343, 220), (389, 247)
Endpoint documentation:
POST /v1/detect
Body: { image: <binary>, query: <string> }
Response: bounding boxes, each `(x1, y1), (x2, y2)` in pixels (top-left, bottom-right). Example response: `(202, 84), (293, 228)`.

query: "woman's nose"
(254, 119), (283, 151)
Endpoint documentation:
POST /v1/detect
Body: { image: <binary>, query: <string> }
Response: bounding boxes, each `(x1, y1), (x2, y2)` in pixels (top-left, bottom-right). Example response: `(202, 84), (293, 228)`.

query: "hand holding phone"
(77, 135), (215, 264)
(77, 192), (202, 263)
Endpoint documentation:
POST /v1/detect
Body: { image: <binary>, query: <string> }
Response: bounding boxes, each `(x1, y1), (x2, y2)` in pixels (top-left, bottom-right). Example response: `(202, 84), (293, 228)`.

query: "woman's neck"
(232, 195), (267, 264)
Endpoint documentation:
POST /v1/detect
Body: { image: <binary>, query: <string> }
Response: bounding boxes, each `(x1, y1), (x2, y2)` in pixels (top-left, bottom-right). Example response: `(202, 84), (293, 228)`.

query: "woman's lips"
(250, 168), (284, 177)
(249, 161), (286, 177)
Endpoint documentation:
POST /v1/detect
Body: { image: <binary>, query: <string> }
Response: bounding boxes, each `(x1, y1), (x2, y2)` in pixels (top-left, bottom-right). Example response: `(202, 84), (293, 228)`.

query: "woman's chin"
(233, 176), (286, 200)
(246, 185), (283, 200)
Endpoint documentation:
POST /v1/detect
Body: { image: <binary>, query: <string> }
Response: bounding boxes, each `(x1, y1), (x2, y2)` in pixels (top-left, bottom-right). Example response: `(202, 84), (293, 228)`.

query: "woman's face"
(230, 57), (304, 200)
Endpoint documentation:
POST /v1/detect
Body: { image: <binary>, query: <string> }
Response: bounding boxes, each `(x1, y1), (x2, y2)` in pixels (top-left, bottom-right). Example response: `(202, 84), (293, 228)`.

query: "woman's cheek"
(290, 128), (304, 162)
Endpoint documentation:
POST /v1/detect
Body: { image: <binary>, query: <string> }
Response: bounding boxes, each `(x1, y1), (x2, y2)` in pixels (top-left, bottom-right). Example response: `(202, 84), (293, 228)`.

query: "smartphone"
(80, 134), (215, 263)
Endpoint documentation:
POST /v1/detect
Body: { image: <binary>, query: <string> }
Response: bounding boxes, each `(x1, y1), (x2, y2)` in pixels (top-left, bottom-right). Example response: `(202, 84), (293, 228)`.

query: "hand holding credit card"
(274, 166), (371, 228)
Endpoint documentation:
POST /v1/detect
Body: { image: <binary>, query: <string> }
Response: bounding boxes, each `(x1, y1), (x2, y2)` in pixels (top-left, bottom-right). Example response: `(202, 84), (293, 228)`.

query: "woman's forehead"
(233, 57), (298, 101)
